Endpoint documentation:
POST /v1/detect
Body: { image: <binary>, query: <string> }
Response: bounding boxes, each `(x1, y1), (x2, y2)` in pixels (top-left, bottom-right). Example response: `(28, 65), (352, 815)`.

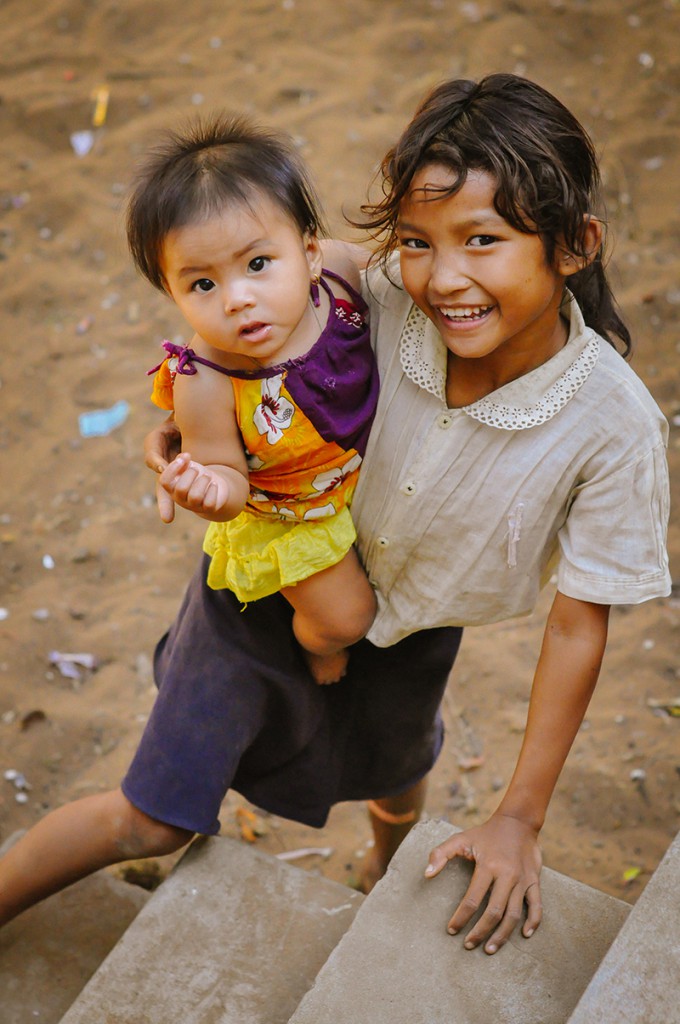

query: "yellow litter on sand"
(92, 86), (110, 127)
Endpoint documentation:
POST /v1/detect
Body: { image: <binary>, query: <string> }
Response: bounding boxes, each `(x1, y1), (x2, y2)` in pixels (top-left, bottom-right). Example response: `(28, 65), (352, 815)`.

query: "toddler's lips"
(239, 322), (271, 341)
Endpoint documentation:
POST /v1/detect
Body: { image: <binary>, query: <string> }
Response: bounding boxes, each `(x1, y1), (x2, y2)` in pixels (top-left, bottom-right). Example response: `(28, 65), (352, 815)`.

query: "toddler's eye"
(192, 278), (215, 293)
(400, 238), (429, 250)
(248, 256), (270, 273)
(468, 235), (497, 247)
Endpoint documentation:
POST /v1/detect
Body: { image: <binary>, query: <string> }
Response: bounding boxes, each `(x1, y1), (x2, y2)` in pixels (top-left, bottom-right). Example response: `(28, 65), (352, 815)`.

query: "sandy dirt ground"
(1, 0), (679, 919)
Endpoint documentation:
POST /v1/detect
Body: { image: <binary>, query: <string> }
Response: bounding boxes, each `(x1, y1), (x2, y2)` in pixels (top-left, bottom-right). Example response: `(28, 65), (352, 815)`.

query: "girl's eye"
(248, 256), (270, 273)
(468, 235), (497, 247)
(400, 238), (429, 250)
(192, 278), (215, 293)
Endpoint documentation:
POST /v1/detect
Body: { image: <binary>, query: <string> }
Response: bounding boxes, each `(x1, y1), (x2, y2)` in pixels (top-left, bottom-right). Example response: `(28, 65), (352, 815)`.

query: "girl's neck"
(445, 313), (570, 408)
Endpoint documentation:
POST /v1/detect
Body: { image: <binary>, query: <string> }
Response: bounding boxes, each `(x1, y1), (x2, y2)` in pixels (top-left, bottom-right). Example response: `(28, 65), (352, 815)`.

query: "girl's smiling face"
(397, 165), (580, 381)
(160, 194), (322, 367)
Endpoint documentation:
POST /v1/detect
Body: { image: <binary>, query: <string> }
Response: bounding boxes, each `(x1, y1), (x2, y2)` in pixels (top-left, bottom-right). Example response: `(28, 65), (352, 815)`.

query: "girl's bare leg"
(361, 777), (428, 893)
(282, 548), (377, 685)
(0, 788), (193, 927)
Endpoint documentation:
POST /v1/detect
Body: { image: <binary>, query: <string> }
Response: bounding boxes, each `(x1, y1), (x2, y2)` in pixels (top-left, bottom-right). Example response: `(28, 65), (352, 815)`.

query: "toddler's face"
(396, 165), (575, 372)
(160, 195), (322, 367)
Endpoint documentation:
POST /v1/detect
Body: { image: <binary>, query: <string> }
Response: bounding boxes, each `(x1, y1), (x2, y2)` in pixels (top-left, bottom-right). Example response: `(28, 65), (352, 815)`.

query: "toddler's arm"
(159, 348), (249, 523)
(425, 592), (610, 954)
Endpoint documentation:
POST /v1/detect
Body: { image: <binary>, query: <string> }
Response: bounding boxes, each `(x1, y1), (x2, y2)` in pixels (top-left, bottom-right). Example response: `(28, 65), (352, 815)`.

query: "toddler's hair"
(360, 73), (630, 354)
(127, 114), (326, 292)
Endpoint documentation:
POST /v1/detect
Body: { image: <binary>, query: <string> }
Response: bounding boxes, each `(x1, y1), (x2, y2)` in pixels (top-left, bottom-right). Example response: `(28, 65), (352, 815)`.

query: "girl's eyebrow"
(397, 213), (504, 232)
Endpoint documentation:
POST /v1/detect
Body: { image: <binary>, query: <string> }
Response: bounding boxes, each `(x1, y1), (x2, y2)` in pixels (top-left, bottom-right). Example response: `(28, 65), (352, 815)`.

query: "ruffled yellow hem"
(203, 505), (357, 603)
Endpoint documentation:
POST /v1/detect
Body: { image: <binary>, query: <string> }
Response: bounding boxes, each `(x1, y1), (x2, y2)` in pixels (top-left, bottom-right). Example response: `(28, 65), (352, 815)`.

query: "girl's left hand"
(424, 813), (543, 955)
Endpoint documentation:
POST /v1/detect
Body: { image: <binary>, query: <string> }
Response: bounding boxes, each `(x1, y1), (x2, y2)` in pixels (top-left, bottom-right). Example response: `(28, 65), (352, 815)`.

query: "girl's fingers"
(522, 881), (542, 937)
(156, 479), (175, 524)
(477, 883), (526, 954)
(424, 836), (473, 879)
(445, 867), (497, 936)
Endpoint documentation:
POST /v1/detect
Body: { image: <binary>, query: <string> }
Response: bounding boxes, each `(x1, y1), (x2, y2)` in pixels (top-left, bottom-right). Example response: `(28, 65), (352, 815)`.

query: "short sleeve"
(149, 357), (176, 411)
(557, 442), (671, 604)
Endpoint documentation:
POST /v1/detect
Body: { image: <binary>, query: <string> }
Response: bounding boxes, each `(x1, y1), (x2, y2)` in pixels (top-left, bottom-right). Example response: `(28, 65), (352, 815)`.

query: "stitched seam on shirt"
(561, 567), (669, 585)
(507, 502), (525, 568)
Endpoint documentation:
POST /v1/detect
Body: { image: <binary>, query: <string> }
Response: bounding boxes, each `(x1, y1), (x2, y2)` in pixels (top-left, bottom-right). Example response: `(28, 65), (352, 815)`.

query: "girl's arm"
(425, 591), (610, 954)
(158, 358), (249, 523)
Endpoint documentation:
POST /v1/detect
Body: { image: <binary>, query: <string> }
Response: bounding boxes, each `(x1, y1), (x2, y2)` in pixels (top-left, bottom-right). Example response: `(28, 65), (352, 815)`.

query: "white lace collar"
(399, 293), (601, 430)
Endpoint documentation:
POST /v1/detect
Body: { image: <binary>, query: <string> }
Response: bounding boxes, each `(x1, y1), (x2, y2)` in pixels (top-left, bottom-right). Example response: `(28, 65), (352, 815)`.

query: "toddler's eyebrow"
(176, 237), (275, 278)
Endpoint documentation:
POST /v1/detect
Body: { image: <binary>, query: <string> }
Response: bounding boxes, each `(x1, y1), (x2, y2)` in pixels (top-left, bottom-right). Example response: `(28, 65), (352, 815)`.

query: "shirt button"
(376, 536), (390, 548)
(402, 481), (417, 496)
(437, 413), (453, 429)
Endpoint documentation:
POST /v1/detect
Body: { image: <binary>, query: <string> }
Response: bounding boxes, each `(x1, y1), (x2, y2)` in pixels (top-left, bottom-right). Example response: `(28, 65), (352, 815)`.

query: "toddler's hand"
(158, 452), (232, 519)
(424, 813), (542, 955)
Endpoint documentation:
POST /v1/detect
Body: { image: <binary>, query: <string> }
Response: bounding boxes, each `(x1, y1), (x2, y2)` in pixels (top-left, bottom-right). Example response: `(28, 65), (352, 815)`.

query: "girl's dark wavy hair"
(358, 73), (630, 355)
(127, 114), (326, 292)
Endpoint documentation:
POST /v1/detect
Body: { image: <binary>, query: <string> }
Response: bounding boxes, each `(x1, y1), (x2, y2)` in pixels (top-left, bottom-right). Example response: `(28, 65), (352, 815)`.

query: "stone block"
(290, 818), (630, 1024)
(567, 829), (680, 1024)
(59, 834), (363, 1024)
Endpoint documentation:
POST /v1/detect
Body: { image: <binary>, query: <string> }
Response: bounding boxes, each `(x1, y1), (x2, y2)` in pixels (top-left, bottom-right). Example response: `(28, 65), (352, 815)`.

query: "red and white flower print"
(253, 374), (295, 444)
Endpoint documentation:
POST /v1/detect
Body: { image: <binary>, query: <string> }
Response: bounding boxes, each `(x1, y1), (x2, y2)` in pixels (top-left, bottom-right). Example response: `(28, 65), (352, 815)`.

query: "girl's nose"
(223, 282), (254, 314)
(429, 255), (470, 297)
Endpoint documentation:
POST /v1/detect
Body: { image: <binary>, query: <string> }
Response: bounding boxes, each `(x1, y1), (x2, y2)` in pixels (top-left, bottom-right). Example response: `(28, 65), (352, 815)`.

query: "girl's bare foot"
(358, 849), (387, 894)
(304, 648), (350, 685)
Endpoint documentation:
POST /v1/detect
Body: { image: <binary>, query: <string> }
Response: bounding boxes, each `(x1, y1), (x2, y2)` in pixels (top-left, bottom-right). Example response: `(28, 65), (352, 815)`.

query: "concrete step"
(58, 833), (363, 1024)
(567, 829), (680, 1024)
(289, 819), (631, 1024)
(0, 831), (151, 1024)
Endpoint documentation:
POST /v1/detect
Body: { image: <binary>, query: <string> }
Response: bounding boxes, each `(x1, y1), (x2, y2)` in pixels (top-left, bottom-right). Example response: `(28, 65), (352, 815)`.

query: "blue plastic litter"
(78, 400), (130, 438)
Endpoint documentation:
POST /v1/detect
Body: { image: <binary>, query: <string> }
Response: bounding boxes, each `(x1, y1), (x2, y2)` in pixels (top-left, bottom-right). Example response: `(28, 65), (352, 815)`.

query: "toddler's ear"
(558, 215), (603, 277)
(304, 231), (323, 277)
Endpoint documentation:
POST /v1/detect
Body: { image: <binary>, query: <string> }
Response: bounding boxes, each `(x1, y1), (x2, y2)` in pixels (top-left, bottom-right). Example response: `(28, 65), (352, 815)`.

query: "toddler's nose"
(223, 283), (254, 314)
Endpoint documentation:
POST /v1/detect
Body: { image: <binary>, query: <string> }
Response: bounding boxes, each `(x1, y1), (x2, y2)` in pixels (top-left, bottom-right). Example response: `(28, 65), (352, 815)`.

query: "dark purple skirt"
(121, 556), (462, 833)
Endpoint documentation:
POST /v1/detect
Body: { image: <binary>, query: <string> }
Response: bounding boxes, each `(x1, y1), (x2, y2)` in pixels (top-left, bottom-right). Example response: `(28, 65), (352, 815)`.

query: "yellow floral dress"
(149, 271), (378, 601)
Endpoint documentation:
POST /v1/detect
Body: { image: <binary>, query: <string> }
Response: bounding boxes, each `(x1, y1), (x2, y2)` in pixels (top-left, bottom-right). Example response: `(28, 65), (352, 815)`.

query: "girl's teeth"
(442, 306), (487, 319)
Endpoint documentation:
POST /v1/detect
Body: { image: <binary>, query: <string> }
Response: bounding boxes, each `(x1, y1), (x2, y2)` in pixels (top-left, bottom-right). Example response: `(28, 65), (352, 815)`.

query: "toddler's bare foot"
(305, 648), (349, 685)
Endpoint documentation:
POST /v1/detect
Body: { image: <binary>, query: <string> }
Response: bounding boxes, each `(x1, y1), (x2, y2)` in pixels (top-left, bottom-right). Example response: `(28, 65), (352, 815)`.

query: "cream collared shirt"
(353, 260), (671, 647)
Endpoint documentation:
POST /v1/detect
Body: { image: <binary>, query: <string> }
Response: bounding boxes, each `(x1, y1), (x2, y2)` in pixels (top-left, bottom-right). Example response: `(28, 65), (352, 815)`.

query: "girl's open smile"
(437, 304), (495, 326)
(397, 166), (579, 391)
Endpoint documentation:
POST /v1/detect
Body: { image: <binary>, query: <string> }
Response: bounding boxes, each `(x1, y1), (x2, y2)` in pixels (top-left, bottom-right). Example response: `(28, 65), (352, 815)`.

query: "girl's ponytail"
(569, 260), (631, 357)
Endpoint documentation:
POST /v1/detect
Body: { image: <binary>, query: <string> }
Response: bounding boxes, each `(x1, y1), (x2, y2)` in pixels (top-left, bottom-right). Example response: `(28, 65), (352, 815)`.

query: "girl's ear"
(557, 216), (603, 277)
(304, 231), (323, 278)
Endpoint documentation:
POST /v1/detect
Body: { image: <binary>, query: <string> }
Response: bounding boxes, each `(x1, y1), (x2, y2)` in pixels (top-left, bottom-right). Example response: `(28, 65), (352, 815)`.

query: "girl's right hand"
(424, 812), (543, 955)
(158, 453), (232, 520)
